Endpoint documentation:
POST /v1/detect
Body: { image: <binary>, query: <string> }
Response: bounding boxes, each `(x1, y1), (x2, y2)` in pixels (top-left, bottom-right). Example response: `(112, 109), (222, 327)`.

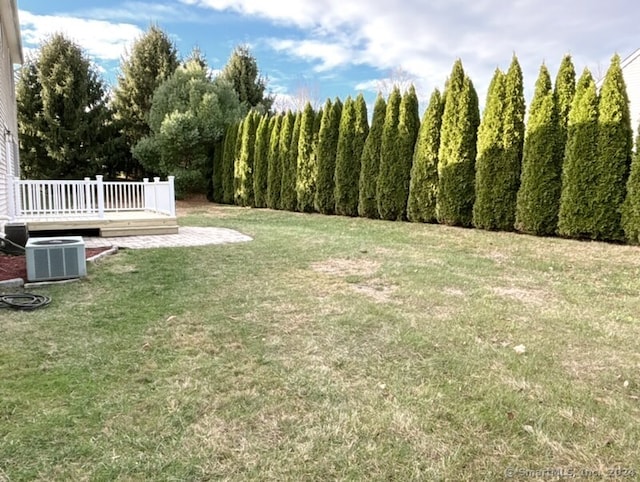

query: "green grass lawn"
(2, 202), (640, 480)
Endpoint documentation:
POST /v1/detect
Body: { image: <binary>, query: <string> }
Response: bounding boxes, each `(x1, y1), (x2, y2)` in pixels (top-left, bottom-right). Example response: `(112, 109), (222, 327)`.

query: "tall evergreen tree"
(266, 114), (283, 208)
(272, 112), (294, 209)
(315, 98), (342, 214)
(281, 111), (301, 211)
(335, 97), (357, 215)
(235, 111), (259, 206)
(17, 33), (112, 180)
(253, 114), (271, 207)
(473, 69), (506, 229)
(112, 26), (179, 178)
(353, 93), (370, 180)
(377, 87), (403, 220)
(515, 64), (562, 235)
(437, 60), (480, 226)
(211, 139), (225, 202)
(359, 94), (387, 218)
(554, 55), (576, 154)
(592, 54), (633, 241)
(407, 89), (444, 223)
(220, 45), (273, 112)
(296, 102), (319, 212)
(557, 69), (599, 238)
(232, 119), (245, 203)
(394, 85), (420, 220)
(221, 122), (239, 204)
(622, 123), (640, 243)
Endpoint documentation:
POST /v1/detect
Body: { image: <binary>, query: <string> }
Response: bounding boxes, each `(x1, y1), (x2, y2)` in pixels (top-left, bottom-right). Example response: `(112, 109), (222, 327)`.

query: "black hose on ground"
(0, 293), (51, 310)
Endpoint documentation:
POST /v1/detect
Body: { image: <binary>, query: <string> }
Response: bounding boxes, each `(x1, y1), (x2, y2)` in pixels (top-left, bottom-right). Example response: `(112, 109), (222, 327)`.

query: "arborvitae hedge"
(253, 114), (271, 208)
(296, 102), (318, 212)
(592, 54), (633, 241)
(359, 94), (386, 218)
(473, 68), (506, 230)
(377, 87), (402, 220)
(272, 111), (294, 209)
(232, 118), (244, 203)
(235, 111), (258, 206)
(554, 54), (576, 154)
(281, 111), (301, 211)
(437, 60), (480, 226)
(221, 122), (238, 204)
(353, 93), (369, 182)
(557, 69), (599, 238)
(315, 98), (341, 214)
(335, 96), (358, 216)
(407, 88), (444, 223)
(211, 139), (224, 203)
(515, 64), (562, 235)
(266, 114), (282, 209)
(622, 124), (640, 243)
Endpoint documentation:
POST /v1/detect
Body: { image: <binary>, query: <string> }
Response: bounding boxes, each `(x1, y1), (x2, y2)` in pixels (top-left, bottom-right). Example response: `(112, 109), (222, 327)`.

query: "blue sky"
(17, 0), (639, 112)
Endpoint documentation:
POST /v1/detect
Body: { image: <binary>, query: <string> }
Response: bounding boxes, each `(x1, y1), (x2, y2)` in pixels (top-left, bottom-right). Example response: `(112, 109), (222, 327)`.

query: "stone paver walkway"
(84, 226), (252, 249)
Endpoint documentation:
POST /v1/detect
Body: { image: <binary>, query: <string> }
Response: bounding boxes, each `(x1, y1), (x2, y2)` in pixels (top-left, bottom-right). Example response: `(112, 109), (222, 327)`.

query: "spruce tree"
(266, 114), (283, 209)
(407, 89), (444, 223)
(437, 60), (480, 226)
(253, 114), (271, 207)
(622, 124), (640, 243)
(377, 87), (402, 220)
(281, 111), (301, 211)
(554, 55), (576, 153)
(220, 45), (273, 112)
(315, 98), (342, 214)
(335, 97), (357, 216)
(557, 69), (599, 238)
(359, 94), (387, 218)
(235, 111), (259, 206)
(473, 69), (506, 230)
(592, 54), (633, 241)
(515, 64), (562, 235)
(221, 122), (239, 204)
(296, 102), (318, 212)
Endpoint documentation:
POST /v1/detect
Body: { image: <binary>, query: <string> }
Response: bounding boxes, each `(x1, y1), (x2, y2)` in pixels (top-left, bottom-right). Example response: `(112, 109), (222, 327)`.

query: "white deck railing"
(7, 175), (175, 220)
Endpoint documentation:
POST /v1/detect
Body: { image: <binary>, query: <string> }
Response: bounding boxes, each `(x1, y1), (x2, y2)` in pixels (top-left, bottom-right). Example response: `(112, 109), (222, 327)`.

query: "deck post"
(153, 177), (160, 214)
(7, 176), (16, 221)
(168, 176), (176, 217)
(96, 175), (105, 218)
(83, 177), (91, 214)
(143, 178), (150, 211)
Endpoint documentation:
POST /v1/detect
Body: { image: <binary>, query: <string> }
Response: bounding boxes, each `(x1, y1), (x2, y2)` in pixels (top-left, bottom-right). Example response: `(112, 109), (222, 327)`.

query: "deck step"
(99, 225), (180, 237)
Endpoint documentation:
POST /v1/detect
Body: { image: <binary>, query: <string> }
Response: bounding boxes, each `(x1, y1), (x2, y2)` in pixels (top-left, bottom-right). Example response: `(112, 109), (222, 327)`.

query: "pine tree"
(359, 94), (387, 218)
(253, 114), (271, 207)
(235, 111), (259, 206)
(296, 102), (318, 212)
(622, 124), (640, 243)
(315, 98), (342, 214)
(592, 54), (633, 241)
(266, 114), (283, 209)
(220, 45), (273, 112)
(407, 89), (444, 223)
(377, 87), (402, 220)
(437, 60), (480, 226)
(473, 69), (506, 229)
(515, 64), (562, 235)
(558, 69), (599, 238)
(221, 122), (239, 204)
(112, 26), (179, 178)
(554, 55), (576, 154)
(281, 111), (301, 211)
(211, 139), (225, 202)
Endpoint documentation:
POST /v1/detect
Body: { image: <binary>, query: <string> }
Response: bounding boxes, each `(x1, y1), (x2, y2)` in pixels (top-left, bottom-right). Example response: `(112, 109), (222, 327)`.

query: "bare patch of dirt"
(311, 258), (380, 277)
(351, 280), (397, 303)
(492, 286), (553, 305)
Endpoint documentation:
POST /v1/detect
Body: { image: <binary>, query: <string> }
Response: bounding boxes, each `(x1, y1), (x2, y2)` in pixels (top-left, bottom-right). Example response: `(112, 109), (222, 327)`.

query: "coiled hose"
(0, 293), (51, 310)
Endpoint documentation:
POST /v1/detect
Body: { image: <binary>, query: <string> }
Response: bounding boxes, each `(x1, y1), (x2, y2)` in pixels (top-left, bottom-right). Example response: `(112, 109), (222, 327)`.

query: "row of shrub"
(212, 53), (640, 244)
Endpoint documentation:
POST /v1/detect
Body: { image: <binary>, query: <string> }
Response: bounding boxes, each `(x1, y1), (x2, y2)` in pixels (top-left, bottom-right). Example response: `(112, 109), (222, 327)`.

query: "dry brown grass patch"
(310, 258), (380, 277)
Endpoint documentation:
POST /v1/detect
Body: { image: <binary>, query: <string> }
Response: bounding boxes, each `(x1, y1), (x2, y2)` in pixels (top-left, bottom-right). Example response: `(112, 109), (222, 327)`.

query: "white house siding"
(621, 49), (640, 143)
(0, 0), (21, 234)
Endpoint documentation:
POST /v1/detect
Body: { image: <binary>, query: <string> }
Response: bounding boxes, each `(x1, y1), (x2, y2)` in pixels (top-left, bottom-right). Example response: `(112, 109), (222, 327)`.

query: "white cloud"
(182, 0), (640, 103)
(20, 10), (143, 61)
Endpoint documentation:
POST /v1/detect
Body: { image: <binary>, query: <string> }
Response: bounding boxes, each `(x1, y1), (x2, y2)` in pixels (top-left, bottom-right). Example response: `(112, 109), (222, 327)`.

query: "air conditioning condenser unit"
(26, 236), (86, 282)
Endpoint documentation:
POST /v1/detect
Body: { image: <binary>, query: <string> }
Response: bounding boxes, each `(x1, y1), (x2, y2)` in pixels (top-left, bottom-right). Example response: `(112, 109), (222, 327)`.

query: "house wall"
(0, 0), (21, 235)
(621, 49), (640, 142)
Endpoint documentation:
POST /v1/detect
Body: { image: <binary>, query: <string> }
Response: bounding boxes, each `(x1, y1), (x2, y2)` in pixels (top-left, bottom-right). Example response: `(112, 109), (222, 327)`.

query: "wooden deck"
(15, 211), (179, 237)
